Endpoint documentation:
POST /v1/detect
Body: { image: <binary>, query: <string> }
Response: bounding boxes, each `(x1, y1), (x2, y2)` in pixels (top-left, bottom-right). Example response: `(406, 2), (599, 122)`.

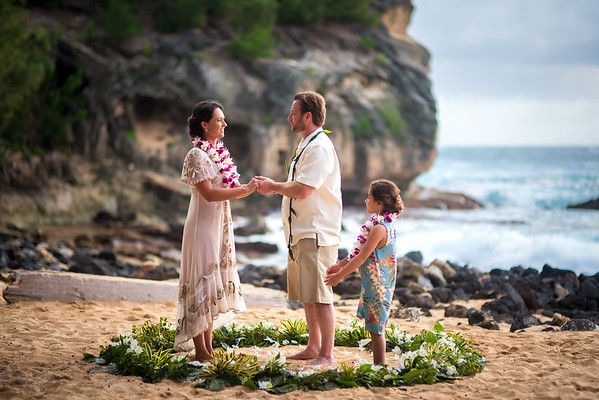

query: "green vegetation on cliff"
(0, 0), (86, 161)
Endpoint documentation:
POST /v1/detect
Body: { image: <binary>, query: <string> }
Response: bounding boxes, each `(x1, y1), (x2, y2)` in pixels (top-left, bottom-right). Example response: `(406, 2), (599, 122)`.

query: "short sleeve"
(181, 148), (217, 185)
(294, 143), (334, 189)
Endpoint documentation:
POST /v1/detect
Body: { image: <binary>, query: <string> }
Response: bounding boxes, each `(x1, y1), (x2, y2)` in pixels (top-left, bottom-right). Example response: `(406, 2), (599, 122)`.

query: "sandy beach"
(1, 282), (598, 400)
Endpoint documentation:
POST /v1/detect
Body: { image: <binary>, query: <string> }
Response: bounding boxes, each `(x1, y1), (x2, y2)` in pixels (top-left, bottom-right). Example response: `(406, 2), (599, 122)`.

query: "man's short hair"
(294, 91), (326, 126)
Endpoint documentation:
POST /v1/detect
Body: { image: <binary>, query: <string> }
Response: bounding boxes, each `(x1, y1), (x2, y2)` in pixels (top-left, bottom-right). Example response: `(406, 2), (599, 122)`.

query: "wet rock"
(430, 287), (454, 303)
(542, 327), (556, 332)
(337, 248), (349, 260)
(234, 217), (269, 236)
(407, 281), (427, 294)
(468, 309), (499, 330)
(425, 264), (446, 287)
(509, 315), (541, 332)
(444, 304), (469, 318)
(395, 289), (435, 309)
(578, 278), (599, 300)
(235, 241), (278, 254)
(467, 309), (487, 325)
(478, 319), (500, 330)
(567, 198), (599, 210)
(429, 259), (456, 281)
(397, 257), (425, 280)
(143, 263), (179, 280)
(390, 306), (421, 322)
(69, 250), (120, 276)
(404, 251), (423, 264)
(560, 319), (599, 331)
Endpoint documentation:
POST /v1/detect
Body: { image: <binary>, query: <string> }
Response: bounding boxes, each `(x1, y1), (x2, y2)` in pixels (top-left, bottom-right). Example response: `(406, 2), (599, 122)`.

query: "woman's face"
(202, 107), (227, 142)
(365, 190), (383, 214)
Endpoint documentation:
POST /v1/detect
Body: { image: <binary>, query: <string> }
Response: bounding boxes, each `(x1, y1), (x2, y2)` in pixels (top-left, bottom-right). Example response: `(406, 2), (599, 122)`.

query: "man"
(256, 91), (342, 365)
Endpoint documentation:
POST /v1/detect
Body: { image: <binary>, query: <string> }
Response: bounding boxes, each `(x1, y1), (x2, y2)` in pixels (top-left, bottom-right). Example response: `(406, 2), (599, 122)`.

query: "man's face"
(288, 100), (306, 133)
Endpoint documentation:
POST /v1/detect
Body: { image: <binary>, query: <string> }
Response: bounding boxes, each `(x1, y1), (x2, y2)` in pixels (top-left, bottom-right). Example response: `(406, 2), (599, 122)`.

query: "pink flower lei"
(346, 211), (400, 261)
(191, 136), (241, 188)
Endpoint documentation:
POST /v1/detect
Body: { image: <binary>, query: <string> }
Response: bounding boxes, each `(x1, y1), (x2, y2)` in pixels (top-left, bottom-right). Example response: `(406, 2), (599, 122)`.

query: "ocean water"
(236, 147), (599, 275)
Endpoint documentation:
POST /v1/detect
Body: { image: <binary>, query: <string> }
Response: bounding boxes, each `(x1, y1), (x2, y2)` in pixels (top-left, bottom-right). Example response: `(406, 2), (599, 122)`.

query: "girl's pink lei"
(346, 211), (400, 261)
(191, 137), (241, 188)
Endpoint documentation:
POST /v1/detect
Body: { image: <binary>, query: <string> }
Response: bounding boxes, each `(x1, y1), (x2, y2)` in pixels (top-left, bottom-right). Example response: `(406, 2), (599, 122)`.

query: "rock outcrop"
(2, 1), (436, 224)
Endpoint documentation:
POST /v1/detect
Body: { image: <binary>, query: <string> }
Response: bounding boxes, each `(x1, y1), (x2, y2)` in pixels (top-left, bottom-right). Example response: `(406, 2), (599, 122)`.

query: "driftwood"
(2, 270), (287, 306)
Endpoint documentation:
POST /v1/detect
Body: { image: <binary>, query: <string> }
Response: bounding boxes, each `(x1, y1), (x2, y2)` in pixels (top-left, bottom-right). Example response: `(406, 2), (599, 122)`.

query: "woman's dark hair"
(369, 179), (404, 213)
(188, 100), (223, 138)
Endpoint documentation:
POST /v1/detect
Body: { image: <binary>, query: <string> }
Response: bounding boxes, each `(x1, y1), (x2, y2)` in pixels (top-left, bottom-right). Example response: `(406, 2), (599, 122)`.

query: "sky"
(409, 0), (599, 146)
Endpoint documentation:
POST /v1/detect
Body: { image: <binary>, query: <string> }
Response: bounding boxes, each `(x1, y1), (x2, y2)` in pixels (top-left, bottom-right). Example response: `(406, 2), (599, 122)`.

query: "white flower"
(297, 369), (315, 377)
(372, 365), (383, 371)
(264, 337), (279, 347)
(281, 340), (289, 345)
(417, 343), (428, 358)
(127, 338), (143, 355)
(356, 357), (370, 366)
(188, 360), (204, 367)
(458, 357), (466, 365)
(391, 346), (402, 354)
(430, 359), (438, 369)
(258, 380), (273, 389)
(446, 365), (457, 376)
(357, 338), (371, 351)
(439, 337), (457, 349)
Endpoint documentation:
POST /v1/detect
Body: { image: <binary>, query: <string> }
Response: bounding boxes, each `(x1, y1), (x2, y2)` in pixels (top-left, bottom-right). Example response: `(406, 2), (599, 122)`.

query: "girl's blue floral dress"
(356, 220), (398, 334)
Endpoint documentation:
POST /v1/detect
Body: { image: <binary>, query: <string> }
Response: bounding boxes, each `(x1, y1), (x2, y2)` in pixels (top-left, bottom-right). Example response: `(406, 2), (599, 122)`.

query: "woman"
(175, 100), (258, 361)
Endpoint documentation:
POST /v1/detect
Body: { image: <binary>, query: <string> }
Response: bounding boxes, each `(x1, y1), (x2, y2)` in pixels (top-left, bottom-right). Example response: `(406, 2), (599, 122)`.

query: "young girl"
(324, 179), (404, 365)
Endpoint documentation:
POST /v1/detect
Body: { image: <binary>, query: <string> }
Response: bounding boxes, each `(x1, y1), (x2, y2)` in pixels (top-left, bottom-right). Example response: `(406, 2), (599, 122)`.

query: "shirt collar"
(298, 127), (323, 148)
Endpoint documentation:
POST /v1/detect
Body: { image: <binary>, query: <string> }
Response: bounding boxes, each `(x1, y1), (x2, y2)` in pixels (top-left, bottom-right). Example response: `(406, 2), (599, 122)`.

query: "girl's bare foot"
(287, 349), (319, 360)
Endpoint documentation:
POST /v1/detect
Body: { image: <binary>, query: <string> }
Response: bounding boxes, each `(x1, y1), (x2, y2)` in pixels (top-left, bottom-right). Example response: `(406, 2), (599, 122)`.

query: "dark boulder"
(567, 198), (599, 210)
(430, 287), (454, 303)
(235, 241), (279, 254)
(444, 304), (469, 318)
(509, 315), (541, 332)
(560, 319), (598, 331)
(404, 251), (423, 264)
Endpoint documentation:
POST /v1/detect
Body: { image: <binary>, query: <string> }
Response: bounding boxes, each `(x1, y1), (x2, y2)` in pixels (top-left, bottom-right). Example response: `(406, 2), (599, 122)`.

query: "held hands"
(245, 177), (260, 194)
(254, 176), (276, 195)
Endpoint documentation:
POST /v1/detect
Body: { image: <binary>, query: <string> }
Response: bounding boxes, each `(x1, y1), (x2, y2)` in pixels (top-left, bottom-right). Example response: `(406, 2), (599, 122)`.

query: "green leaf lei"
(84, 318), (487, 392)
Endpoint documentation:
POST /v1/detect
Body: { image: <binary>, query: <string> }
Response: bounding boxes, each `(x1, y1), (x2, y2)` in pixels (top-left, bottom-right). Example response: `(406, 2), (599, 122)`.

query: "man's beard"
(291, 120), (305, 133)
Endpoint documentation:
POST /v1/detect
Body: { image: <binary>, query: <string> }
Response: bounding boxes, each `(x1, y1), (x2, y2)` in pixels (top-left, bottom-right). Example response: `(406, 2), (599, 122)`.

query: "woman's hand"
(245, 177), (259, 194)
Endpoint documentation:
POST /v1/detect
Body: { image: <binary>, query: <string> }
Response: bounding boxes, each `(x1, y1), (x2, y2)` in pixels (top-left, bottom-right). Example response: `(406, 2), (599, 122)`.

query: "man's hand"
(255, 176), (276, 195)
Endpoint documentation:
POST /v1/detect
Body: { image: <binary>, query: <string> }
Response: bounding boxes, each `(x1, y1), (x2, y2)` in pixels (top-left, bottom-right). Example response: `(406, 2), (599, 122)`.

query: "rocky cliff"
(1, 0), (437, 225)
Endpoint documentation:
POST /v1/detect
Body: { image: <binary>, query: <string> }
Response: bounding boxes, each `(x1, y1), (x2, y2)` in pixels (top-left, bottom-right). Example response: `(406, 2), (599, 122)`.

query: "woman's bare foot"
(309, 355), (335, 366)
(287, 349), (319, 360)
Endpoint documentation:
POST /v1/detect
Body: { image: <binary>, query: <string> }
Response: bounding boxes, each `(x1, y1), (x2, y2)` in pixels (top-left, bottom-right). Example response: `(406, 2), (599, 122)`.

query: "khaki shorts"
(287, 238), (337, 304)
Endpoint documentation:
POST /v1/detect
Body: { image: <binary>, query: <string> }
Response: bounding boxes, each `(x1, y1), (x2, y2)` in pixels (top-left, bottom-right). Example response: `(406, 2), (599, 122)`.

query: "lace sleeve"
(181, 148), (217, 185)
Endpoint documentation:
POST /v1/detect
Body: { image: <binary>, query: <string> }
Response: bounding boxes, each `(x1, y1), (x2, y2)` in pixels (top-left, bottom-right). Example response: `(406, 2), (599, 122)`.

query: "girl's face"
(202, 107), (227, 142)
(365, 190), (383, 214)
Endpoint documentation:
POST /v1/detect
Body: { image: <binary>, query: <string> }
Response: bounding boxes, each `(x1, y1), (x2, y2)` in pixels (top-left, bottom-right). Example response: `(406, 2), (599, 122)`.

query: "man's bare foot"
(309, 356), (335, 366)
(189, 352), (212, 363)
(287, 349), (319, 360)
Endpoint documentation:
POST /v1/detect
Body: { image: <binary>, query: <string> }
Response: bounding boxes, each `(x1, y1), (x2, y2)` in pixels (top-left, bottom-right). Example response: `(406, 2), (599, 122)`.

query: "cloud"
(409, 0), (599, 145)
(437, 96), (599, 146)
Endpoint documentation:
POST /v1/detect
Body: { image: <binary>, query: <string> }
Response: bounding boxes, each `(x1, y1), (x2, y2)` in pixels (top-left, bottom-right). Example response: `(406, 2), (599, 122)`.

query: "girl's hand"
(326, 263), (341, 275)
(324, 272), (342, 287)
